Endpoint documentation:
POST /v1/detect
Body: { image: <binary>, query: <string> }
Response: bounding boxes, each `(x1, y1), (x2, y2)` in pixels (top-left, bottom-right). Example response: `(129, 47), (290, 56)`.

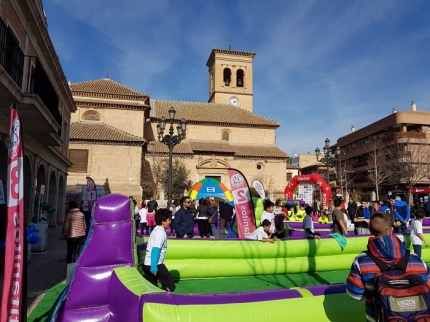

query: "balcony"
(352, 161), (368, 168)
(0, 17), (62, 146)
(382, 132), (427, 144)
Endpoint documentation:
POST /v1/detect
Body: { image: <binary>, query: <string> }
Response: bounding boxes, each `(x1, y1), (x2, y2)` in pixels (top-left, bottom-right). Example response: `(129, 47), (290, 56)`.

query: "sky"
(44, 0), (430, 157)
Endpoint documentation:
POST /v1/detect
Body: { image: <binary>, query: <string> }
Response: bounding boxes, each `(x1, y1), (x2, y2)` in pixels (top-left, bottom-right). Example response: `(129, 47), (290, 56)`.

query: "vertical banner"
(228, 169), (256, 238)
(251, 179), (266, 200)
(1, 107), (25, 322)
(85, 176), (97, 212)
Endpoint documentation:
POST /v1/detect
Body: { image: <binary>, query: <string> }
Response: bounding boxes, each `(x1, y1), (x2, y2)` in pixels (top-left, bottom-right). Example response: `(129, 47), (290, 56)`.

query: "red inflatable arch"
(284, 174), (332, 210)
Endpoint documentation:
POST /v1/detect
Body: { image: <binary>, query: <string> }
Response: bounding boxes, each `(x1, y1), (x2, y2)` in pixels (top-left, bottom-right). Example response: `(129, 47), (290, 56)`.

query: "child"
(142, 208), (175, 292)
(247, 219), (275, 243)
(318, 212), (329, 224)
(410, 211), (428, 258)
(260, 200), (275, 233)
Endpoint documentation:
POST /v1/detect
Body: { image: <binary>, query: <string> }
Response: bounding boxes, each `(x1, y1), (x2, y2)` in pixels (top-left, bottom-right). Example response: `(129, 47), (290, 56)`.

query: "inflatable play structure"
(285, 174), (331, 209)
(48, 194), (430, 321)
(188, 177), (234, 204)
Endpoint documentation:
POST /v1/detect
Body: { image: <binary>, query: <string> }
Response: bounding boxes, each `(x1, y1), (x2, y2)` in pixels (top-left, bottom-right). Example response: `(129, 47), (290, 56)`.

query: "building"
(337, 102), (430, 204)
(67, 79), (148, 199)
(67, 49), (289, 203)
(0, 0), (75, 225)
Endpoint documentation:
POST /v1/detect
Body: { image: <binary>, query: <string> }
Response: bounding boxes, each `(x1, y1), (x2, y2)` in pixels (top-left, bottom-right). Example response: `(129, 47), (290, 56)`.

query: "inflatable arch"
(188, 177), (234, 203)
(284, 174), (332, 209)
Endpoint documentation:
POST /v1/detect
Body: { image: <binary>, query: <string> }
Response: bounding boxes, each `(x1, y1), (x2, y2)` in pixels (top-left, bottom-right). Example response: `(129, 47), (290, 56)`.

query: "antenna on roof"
(104, 68), (112, 78)
(227, 36), (233, 50)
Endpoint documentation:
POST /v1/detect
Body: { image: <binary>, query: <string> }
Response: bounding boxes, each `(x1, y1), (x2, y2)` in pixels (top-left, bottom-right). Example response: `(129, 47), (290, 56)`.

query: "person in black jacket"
(219, 199), (233, 233)
(171, 196), (194, 238)
(347, 197), (357, 221)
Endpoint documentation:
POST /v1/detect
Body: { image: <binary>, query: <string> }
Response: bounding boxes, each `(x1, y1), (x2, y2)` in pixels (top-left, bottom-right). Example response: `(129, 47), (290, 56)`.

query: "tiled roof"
(70, 121), (145, 145)
(71, 78), (148, 101)
(231, 144), (288, 159)
(151, 100), (279, 128)
(146, 141), (193, 155)
(188, 140), (235, 153)
(146, 140), (288, 159)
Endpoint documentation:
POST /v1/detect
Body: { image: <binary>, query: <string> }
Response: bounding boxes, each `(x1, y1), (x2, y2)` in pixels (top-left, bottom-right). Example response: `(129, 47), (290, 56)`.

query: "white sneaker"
(210, 236), (215, 239)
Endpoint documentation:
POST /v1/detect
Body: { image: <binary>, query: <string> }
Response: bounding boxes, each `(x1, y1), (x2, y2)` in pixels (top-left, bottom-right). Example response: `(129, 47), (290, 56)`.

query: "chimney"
(411, 101), (416, 111)
(351, 125), (355, 132)
(392, 108), (397, 113)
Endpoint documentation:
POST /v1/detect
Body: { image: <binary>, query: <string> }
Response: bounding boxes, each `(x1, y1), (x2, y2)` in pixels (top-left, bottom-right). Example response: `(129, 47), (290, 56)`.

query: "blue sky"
(44, 0), (430, 156)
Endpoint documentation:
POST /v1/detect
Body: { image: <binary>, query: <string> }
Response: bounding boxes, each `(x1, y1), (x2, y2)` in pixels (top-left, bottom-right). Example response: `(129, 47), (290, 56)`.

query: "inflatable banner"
(1, 106), (25, 322)
(228, 169), (256, 238)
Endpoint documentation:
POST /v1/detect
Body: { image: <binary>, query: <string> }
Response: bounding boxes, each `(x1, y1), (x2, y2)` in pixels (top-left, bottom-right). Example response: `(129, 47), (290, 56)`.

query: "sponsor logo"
(8, 118), (20, 159)
(230, 173), (244, 188)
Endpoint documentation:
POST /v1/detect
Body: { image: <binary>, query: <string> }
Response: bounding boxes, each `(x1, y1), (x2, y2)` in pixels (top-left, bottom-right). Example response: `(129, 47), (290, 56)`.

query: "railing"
(352, 161), (368, 168)
(382, 132), (427, 143)
(32, 58), (61, 126)
(0, 15), (61, 127)
(0, 18), (24, 88)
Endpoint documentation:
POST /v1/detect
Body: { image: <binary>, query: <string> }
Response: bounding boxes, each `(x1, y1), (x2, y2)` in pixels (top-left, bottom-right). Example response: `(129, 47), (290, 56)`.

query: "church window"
(222, 131), (229, 141)
(223, 68), (231, 86)
(236, 69), (244, 87)
(256, 164), (263, 171)
(287, 172), (293, 181)
(69, 149), (89, 172)
(85, 113), (100, 121)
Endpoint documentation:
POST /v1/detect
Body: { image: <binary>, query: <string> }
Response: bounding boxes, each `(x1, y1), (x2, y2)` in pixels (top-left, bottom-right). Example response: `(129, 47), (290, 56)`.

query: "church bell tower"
(206, 48), (256, 113)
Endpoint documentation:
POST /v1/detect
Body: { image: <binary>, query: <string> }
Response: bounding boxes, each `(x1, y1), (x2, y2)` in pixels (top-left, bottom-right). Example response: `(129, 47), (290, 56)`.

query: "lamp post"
(157, 107), (187, 207)
(315, 138), (340, 183)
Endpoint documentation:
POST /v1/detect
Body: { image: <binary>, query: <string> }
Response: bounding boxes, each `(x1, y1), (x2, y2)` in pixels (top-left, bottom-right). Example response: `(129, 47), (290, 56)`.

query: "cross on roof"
(227, 37), (233, 50)
(104, 68), (112, 78)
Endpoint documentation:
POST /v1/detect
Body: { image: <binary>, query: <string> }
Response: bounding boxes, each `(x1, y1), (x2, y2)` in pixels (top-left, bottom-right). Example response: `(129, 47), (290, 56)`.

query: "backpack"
(366, 250), (430, 322)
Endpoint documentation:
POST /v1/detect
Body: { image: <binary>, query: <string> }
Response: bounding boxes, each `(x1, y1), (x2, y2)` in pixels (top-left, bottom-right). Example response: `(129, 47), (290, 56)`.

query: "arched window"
(236, 69), (244, 87)
(85, 113), (100, 121)
(222, 131), (229, 141)
(223, 68), (231, 86)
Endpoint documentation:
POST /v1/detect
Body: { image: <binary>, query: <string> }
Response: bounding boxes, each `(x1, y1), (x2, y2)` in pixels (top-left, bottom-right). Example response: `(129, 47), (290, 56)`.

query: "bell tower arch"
(206, 48), (256, 113)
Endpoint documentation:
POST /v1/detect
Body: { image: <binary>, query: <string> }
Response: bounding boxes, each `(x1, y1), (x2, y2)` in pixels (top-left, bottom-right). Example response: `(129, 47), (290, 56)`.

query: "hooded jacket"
(346, 235), (430, 321)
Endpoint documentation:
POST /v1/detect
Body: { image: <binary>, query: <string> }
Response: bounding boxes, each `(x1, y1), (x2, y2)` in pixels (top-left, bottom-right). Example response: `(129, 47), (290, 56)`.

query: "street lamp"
(315, 138), (340, 183)
(157, 107), (187, 207)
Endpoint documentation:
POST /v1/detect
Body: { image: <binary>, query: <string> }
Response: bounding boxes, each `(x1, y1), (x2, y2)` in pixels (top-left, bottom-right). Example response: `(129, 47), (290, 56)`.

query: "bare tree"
(253, 173), (276, 196)
(141, 155), (166, 198)
(384, 133), (430, 205)
(365, 141), (391, 200)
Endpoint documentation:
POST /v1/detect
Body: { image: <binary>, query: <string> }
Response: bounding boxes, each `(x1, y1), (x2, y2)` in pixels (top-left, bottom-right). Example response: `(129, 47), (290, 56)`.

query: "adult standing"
(209, 198), (219, 238)
(332, 198), (348, 236)
(147, 197), (158, 213)
(219, 199), (233, 233)
(62, 200), (87, 263)
(171, 196), (195, 238)
(380, 194), (397, 228)
(196, 198), (210, 238)
(425, 198), (430, 218)
(394, 196), (411, 234)
(347, 197), (357, 221)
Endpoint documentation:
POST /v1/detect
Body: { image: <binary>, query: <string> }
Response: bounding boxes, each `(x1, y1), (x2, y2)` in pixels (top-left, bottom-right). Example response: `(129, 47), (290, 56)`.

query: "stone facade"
(0, 1), (75, 225)
(68, 49), (290, 204)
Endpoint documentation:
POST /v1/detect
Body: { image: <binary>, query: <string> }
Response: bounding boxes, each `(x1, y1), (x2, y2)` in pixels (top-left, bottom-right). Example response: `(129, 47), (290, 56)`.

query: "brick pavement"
(0, 225), (68, 317)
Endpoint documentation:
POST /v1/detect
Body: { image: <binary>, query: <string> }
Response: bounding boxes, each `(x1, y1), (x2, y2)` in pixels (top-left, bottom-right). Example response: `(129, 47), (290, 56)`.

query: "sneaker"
(210, 236), (215, 239)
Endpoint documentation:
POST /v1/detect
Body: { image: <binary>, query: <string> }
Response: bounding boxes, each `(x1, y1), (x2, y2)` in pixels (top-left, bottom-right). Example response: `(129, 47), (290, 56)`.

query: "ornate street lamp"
(157, 107), (187, 207)
(315, 138), (340, 183)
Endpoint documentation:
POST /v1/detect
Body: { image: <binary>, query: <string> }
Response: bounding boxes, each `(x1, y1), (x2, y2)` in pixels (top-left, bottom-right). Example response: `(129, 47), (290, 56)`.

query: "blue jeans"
(413, 244), (422, 258)
(210, 223), (217, 236)
(395, 223), (408, 234)
(148, 226), (154, 235)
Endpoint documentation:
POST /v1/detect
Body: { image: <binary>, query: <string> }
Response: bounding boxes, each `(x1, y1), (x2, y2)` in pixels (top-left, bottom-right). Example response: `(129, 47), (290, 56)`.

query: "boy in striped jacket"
(346, 212), (430, 322)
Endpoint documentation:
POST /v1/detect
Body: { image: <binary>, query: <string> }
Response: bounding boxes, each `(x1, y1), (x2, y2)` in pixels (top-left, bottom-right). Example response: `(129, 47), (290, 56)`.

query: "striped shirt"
(62, 208), (87, 238)
(346, 234), (430, 322)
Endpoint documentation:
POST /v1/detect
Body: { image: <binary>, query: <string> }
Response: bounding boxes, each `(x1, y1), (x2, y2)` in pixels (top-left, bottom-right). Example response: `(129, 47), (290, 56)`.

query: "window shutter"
(69, 149), (88, 172)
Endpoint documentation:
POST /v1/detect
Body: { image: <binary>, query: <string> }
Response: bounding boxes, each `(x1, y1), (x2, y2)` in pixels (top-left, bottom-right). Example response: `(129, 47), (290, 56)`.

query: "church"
(66, 49), (289, 203)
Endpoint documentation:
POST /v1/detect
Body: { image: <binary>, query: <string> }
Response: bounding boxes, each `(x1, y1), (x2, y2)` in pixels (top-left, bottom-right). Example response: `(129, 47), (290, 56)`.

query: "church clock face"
(229, 96), (239, 106)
